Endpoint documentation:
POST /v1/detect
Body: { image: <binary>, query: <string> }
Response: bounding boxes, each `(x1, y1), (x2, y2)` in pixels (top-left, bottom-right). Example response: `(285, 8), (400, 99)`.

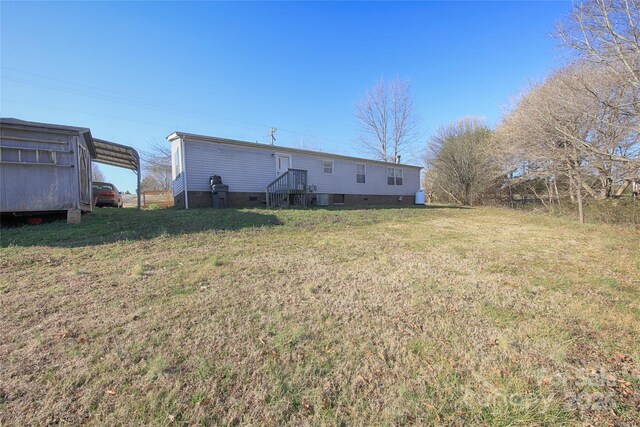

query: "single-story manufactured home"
(167, 131), (422, 208)
(0, 118), (141, 223)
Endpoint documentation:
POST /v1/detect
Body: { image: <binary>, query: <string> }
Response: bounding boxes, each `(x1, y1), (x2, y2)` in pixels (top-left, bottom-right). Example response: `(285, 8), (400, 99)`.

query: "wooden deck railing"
(266, 169), (307, 208)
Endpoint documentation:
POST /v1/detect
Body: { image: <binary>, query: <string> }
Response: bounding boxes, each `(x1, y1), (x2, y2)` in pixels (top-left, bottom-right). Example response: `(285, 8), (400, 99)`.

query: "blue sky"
(1, 1), (571, 192)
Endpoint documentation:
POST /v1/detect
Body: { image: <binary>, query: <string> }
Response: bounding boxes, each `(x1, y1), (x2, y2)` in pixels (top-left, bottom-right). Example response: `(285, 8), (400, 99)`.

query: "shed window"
(323, 160), (333, 174)
(39, 151), (53, 164)
(21, 150), (36, 163)
(387, 167), (403, 185)
(356, 164), (366, 183)
(0, 148), (58, 164)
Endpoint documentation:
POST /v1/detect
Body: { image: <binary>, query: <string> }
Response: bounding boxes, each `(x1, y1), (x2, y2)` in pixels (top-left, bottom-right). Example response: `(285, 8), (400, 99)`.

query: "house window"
(323, 160), (333, 174)
(356, 164), (366, 183)
(387, 167), (403, 185)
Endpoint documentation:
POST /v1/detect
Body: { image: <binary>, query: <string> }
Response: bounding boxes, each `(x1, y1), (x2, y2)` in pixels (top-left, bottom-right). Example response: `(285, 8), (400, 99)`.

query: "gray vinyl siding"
(181, 138), (421, 196)
(184, 140), (275, 192)
(293, 155), (420, 196)
(0, 126), (80, 212)
(172, 174), (183, 197)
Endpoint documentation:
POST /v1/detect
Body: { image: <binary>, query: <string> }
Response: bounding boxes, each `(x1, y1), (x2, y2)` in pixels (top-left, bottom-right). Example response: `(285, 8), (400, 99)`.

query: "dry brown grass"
(1, 206), (639, 425)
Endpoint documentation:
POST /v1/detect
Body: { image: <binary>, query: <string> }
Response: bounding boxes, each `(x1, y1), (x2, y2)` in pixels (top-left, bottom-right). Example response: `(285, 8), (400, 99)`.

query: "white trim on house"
(323, 159), (334, 175)
(180, 137), (188, 209)
(356, 163), (366, 184)
(387, 167), (404, 186)
(274, 152), (293, 178)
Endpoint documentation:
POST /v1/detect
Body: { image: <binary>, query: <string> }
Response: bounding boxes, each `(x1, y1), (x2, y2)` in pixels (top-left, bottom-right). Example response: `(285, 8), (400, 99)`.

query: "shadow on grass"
(422, 204), (472, 210)
(1, 203), (472, 248)
(305, 203), (472, 211)
(1, 207), (283, 248)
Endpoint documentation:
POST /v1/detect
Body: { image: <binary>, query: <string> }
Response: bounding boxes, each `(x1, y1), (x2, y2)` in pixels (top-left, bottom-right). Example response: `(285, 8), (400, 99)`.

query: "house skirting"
(174, 191), (266, 208)
(174, 191), (416, 208)
(342, 194), (414, 205)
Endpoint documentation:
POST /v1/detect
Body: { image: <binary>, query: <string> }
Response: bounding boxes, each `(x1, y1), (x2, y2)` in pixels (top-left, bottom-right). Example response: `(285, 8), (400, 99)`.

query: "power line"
(1, 98), (172, 129)
(1, 65), (167, 103)
(2, 66), (265, 124)
(1, 66), (349, 147)
(1, 97), (348, 156)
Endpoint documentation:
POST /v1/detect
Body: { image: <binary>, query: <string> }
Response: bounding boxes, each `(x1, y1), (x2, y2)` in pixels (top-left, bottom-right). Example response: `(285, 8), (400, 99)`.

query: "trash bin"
(209, 175), (229, 208)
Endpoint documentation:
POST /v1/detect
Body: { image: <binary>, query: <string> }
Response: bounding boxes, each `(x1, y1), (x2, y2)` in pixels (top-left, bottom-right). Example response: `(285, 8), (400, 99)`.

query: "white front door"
(276, 155), (290, 177)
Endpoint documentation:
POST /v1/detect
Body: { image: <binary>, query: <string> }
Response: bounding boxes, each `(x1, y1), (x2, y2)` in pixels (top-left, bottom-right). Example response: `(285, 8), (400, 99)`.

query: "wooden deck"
(266, 169), (308, 207)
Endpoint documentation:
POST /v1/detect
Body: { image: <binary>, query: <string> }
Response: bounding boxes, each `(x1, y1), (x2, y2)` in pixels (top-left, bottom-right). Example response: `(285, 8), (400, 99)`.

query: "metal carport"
(89, 138), (141, 209)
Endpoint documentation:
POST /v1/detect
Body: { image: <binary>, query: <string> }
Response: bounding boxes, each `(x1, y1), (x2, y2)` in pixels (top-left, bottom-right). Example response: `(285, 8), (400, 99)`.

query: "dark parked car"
(92, 182), (123, 207)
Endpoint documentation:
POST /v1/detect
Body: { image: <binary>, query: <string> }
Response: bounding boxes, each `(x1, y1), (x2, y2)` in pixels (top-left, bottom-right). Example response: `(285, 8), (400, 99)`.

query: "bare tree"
(555, 63), (638, 197)
(557, 0), (640, 131)
(496, 62), (639, 223)
(425, 117), (499, 206)
(554, 0), (640, 215)
(499, 71), (589, 222)
(355, 78), (420, 162)
(92, 163), (106, 182)
(557, 0), (640, 92)
(141, 142), (172, 190)
(141, 175), (162, 191)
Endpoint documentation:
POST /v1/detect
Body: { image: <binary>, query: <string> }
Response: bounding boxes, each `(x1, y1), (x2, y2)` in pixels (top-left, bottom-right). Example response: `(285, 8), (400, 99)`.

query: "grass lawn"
(1, 206), (639, 425)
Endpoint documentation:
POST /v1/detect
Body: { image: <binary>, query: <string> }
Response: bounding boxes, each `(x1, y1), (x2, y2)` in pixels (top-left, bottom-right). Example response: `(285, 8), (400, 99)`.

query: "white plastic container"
(415, 190), (426, 205)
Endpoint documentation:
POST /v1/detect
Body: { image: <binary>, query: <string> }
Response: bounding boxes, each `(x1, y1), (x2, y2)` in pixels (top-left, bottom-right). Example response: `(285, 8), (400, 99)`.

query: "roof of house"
(167, 131), (423, 169)
(1, 118), (140, 172)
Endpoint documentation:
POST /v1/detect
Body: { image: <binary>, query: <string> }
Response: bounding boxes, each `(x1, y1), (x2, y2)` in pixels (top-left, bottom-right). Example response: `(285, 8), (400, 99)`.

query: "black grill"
(209, 176), (229, 208)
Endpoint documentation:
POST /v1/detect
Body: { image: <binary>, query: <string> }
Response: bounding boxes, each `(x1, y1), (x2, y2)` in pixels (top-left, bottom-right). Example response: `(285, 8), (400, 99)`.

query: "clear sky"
(1, 1), (571, 192)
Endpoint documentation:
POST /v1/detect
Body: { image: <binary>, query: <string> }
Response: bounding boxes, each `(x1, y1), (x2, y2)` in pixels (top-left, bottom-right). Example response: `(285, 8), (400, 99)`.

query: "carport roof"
(91, 138), (140, 172)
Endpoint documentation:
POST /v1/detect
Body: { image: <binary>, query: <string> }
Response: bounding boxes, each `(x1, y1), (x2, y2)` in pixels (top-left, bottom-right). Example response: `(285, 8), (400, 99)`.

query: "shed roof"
(167, 131), (423, 169)
(1, 118), (140, 172)
(1, 118), (93, 145)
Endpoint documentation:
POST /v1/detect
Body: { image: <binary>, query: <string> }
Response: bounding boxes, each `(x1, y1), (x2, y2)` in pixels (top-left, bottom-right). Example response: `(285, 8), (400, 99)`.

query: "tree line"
(493, 0), (639, 223)
(354, 0), (638, 224)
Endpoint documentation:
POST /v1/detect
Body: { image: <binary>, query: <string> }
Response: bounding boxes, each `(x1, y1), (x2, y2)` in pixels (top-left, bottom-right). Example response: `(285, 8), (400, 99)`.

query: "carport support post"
(136, 166), (141, 210)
